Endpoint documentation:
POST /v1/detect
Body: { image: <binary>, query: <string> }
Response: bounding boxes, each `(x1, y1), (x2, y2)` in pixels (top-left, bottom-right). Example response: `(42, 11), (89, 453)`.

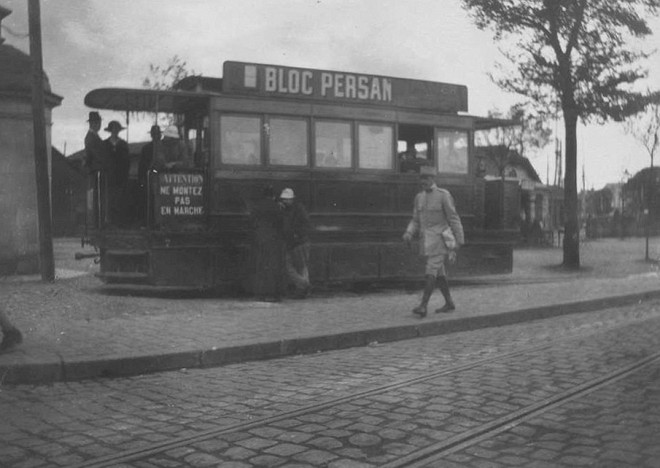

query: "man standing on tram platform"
(84, 111), (108, 225)
(103, 120), (130, 226)
(137, 125), (164, 223)
(402, 165), (464, 318)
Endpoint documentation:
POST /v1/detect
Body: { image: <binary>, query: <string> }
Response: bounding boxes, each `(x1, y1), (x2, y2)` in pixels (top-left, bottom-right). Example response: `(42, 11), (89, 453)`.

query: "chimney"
(0, 5), (11, 45)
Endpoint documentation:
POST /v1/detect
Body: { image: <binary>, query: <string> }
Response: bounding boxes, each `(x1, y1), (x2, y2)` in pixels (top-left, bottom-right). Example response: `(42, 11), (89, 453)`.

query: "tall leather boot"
(413, 275), (436, 318)
(435, 275), (456, 313)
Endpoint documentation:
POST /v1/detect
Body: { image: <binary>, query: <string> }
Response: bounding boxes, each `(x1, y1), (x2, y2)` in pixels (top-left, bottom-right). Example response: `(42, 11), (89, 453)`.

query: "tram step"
(105, 250), (149, 256)
(97, 272), (149, 279)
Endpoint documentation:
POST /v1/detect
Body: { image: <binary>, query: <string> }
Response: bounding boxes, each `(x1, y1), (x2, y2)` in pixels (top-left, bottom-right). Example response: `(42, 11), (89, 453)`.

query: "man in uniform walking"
(402, 165), (464, 318)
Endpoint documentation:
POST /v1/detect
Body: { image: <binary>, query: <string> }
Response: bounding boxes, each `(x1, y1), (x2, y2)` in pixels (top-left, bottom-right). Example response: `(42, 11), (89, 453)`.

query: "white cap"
(162, 125), (180, 139)
(280, 188), (295, 199)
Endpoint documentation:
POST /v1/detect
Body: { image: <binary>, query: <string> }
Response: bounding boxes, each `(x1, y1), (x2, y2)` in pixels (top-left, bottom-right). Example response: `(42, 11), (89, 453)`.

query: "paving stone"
(182, 452), (224, 467)
(327, 459), (374, 468)
(248, 454), (286, 467)
(191, 439), (230, 452)
(223, 446), (257, 460)
(293, 449), (339, 465)
(277, 431), (314, 444)
(264, 443), (307, 457)
(308, 436), (344, 450)
(235, 437), (278, 450)
(348, 433), (381, 447)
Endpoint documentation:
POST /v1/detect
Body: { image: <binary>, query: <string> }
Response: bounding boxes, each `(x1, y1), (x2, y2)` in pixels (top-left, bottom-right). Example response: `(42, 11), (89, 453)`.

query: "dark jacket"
(282, 201), (312, 249)
(84, 130), (106, 173)
(138, 141), (162, 189)
(104, 137), (130, 188)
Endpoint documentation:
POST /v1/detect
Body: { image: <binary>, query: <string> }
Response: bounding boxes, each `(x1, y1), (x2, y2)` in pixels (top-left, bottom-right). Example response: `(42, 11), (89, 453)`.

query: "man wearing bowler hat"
(85, 111), (106, 173)
(402, 164), (464, 318)
(84, 111), (109, 225)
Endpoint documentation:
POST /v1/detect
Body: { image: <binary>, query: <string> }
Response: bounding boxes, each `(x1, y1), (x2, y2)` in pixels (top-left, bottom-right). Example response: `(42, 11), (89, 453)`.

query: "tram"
(83, 61), (517, 290)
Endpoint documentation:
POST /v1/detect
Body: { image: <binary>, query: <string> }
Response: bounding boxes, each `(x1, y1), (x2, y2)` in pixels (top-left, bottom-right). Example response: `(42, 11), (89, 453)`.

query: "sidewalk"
(1, 237), (659, 386)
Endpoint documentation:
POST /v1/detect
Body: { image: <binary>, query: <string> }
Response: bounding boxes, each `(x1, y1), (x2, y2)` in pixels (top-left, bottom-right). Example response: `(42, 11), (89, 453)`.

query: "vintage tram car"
(83, 61), (516, 290)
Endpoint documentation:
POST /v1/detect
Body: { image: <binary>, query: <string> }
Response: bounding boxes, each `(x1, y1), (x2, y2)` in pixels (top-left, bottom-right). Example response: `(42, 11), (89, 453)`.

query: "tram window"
(358, 124), (393, 170)
(220, 115), (261, 165)
(269, 118), (309, 166)
(397, 124), (433, 173)
(315, 121), (352, 168)
(437, 130), (468, 174)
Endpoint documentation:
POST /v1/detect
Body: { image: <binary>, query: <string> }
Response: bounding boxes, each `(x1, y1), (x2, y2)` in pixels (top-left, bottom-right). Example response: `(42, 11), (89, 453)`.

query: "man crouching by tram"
(402, 165), (464, 318)
(279, 188), (312, 298)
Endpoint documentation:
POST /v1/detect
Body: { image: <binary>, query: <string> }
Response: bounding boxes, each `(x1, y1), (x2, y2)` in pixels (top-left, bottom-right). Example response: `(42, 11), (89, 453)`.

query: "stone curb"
(2, 289), (659, 386)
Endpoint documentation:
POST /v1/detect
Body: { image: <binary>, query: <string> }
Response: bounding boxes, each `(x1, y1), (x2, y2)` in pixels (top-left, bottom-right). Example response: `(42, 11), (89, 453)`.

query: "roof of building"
(474, 145), (542, 183)
(0, 43), (62, 104)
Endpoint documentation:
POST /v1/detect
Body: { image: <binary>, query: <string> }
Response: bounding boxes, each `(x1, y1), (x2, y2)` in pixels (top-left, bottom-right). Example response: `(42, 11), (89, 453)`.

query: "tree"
(508, 102), (553, 161)
(475, 104), (551, 229)
(141, 55), (195, 128)
(477, 104), (552, 177)
(461, 0), (660, 269)
(478, 108), (520, 181)
(625, 101), (660, 260)
(142, 54), (194, 90)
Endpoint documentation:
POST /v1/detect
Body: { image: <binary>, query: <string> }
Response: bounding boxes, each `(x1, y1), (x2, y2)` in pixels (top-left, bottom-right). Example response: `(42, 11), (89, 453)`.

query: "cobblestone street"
(2, 298), (660, 467)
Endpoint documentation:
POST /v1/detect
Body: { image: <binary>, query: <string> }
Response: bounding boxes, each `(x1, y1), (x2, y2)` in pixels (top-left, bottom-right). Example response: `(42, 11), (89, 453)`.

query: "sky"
(2, 0), (659, 190)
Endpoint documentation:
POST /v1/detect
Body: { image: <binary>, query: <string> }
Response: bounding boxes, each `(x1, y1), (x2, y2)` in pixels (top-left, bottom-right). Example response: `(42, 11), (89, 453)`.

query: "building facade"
(0, 6), (62, 274)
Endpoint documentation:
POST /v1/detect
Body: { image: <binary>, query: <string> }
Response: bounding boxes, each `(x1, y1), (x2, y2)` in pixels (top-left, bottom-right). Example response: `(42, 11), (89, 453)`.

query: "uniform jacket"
(405, 184), (465, 256)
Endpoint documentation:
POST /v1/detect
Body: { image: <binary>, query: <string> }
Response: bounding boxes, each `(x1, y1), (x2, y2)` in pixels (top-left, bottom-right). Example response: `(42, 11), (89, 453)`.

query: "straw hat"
(104, 120), (125, 133)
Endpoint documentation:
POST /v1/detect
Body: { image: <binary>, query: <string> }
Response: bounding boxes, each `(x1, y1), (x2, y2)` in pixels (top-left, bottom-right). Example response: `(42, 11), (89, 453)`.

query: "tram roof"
(472, 115), (519, 131)
(84, 88), (210, 113)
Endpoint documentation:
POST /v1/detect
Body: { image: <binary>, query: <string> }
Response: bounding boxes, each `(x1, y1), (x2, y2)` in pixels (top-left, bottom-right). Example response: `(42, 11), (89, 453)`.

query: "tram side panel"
(209, 174), (514, 288)
(94, 171), (514, 289)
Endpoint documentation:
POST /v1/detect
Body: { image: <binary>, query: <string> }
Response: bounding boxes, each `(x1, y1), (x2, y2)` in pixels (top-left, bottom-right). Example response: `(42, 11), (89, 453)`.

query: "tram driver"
(400, 142), (420, 173)
(158, 125), (193, 170)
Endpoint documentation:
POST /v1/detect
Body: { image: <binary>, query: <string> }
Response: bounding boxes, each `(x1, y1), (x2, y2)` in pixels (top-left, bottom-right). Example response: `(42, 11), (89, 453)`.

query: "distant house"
(584, 168), (660, 238)
(584, 185), (615, 216)
(51, 147), (86, 236)
(475, 146), (564, 244)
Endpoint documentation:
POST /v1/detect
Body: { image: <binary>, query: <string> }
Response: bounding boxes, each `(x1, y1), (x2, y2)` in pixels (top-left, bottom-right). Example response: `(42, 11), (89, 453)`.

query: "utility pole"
(28, 0), (54, 281)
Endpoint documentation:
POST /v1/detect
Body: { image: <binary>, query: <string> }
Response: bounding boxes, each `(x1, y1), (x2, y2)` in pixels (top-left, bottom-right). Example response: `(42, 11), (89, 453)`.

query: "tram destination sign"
(222, 61), (467, 113)
(156, 173), (205, 224)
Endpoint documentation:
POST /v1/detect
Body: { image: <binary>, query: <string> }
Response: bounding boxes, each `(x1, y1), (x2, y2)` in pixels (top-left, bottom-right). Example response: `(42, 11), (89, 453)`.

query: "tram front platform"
(1, 237), (659, 385)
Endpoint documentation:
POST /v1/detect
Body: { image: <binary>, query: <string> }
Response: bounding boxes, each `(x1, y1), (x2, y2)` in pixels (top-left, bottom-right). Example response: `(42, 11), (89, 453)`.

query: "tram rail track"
(382, 351), (660, 467)
(68, 311), (660, 468)
(72, 342), (556, 468)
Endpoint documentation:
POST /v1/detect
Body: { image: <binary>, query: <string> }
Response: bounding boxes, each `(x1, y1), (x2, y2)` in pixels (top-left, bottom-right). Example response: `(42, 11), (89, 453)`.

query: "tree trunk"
(562, 109), (580, 269)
